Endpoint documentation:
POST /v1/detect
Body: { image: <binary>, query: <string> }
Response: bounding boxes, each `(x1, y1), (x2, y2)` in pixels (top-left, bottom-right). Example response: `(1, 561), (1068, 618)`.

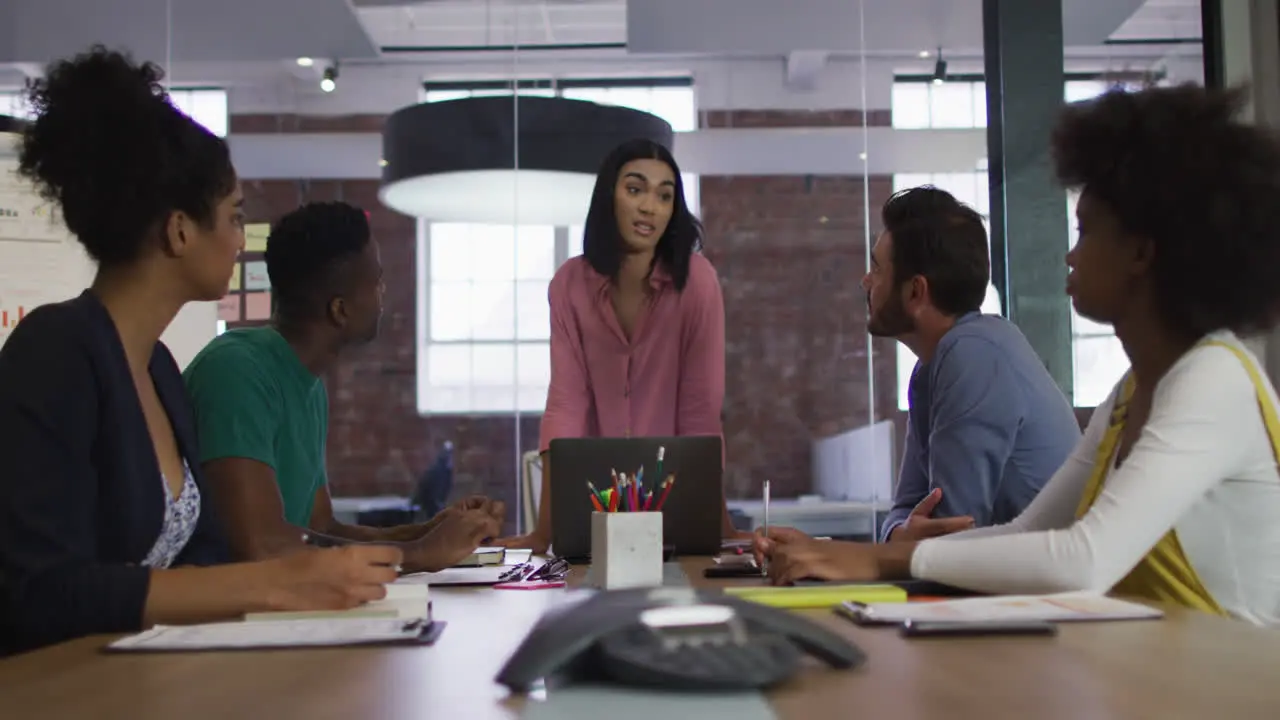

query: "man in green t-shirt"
(184, 201), (502, 573)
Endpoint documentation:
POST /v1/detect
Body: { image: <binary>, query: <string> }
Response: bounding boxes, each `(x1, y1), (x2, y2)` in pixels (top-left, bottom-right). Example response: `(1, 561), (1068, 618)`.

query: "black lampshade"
(379, 96), (674, 224)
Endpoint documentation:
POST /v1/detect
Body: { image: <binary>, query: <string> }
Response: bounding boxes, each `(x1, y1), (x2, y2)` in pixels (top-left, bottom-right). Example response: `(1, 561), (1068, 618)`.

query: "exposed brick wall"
(231, 108), (908, 526)
(701, 175), (898, 499)
(701, 109), (892, 128)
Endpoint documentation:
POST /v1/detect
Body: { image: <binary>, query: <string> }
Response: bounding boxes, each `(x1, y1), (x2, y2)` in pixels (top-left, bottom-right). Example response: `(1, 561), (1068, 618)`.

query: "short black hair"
(1053, 84), (1280, 337)
(880, 186), (990, 316)
(17, 45), (235, 265)
(265, 201), (372, 320)
(582, 138), (703, 291)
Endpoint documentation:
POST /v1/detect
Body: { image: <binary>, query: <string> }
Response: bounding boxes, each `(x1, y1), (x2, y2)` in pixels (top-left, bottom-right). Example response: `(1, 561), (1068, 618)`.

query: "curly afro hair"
(17, 45), (235, 266)
(1052, 83), (1280, 337)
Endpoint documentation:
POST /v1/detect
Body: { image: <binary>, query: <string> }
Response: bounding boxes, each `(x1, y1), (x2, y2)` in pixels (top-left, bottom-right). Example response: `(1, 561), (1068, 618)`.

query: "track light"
(932, 47), (947, 85)
(320, 66), (338, 93)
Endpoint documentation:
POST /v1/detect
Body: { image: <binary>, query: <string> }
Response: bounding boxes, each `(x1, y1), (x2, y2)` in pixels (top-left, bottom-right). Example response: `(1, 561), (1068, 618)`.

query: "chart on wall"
(0, 143), (95, 348)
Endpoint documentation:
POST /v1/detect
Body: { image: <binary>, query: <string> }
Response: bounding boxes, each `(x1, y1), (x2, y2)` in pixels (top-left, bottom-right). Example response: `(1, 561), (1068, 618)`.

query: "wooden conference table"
(1, 557), (1278, 719)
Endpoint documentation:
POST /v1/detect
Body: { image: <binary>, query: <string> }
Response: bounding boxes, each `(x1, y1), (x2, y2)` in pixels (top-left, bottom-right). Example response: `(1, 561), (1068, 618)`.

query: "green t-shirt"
(183, 326), (328, 527)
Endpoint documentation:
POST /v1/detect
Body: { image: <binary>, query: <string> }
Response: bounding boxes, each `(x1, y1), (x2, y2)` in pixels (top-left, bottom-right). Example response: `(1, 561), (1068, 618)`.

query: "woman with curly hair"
(758, 84), (1280, 626)
(0, 46), (402, 654)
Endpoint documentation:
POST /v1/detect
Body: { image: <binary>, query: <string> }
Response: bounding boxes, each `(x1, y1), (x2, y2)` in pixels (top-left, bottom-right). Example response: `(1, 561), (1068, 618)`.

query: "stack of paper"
(840, 592), (1164, 625)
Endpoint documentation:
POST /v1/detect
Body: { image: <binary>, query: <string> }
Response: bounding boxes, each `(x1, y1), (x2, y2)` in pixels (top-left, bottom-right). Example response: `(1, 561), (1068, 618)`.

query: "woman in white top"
(759, 84), (1280, 626)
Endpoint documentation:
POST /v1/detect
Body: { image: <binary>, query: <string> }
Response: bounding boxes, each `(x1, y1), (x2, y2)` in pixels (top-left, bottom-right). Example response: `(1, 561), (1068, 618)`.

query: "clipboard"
(106, 619), (447, 653)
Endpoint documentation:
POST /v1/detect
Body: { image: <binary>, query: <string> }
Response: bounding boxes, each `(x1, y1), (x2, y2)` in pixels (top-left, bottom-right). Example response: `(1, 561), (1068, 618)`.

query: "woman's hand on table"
(260, 545), (402, 611)
(762, 538), (881, 586)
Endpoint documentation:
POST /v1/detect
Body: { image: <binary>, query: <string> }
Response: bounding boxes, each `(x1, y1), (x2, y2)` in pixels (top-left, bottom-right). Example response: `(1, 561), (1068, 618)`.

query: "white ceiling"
(350, 0), (1202, 53)
(354, 0), (627, 49)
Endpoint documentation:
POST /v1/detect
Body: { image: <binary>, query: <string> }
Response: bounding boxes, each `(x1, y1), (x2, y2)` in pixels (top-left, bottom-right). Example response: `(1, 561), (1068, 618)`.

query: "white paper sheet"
(847, 592), (1164, 625)
(109, 617), (426, 651)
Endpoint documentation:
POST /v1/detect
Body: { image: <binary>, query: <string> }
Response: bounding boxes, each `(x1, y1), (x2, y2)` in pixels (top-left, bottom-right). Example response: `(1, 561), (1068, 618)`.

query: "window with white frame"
(0, 87), (228, 137)
(891, 77), (1136, 408)
(416, 81), (698, 415)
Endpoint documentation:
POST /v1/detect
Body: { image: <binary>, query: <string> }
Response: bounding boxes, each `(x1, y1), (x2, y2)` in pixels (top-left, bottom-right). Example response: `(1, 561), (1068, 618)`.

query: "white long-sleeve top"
(910, 331), (1280, 626)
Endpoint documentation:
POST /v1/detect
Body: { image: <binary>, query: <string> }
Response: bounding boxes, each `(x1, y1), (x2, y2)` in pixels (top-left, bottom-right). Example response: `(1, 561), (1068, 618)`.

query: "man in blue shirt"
(869, 186), (1081, 542)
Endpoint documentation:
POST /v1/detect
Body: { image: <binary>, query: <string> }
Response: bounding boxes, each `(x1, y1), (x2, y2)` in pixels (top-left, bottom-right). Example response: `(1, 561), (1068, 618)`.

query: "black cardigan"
(0, 292), (228, 654)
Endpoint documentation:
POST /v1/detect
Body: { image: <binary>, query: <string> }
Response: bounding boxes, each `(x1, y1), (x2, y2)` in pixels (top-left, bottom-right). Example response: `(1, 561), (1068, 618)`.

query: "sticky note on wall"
(244, 261), (270, 291)
(244, 291), (272, 321)
(229, 263), (242, 291)
(244, 223), (270, 253)
(217, 295), (241, 322)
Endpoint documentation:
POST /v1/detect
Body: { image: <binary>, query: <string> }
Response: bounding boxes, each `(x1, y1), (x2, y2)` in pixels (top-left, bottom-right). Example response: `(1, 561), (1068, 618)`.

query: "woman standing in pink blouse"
(496, 139), (742, 553)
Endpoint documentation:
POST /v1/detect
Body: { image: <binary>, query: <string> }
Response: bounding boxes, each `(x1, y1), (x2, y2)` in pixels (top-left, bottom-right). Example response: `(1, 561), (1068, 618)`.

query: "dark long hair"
(581, 138), (703, 291)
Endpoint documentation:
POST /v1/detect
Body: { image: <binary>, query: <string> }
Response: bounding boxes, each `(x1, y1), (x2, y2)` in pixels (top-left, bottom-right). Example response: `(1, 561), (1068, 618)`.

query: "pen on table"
(761, 479), (771, 576)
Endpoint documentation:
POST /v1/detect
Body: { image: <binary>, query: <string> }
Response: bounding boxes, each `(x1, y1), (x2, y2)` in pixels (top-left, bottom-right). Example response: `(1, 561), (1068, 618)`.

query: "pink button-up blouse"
(538, 254), (726, 452)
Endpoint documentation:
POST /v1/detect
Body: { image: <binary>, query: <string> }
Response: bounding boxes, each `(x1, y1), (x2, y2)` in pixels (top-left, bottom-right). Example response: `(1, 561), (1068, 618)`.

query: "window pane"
(469, 224), (517, 281)
(425, 90), (470, 103)
(682, 173), (701, 217)
(427, 344), (472, 385)
(568, 225), (584, 260)
(1071, 308), (1114, 336)
(430, 282), (472, 341)
(894, 173), (932, 193)
(470, 281), (516, 340)
(974, 171), (991, 215)
(980, 284), (1003, 315)
(515, 226), (556, 280)
(936, 172), (979, 208)
(930, 82), (976, 129)
(650, 88), (697, 132)
(1073, 334), (1129, 407)
(188, 90), (228, 137)
(891, 83), (930, 128)
(516, 280), (550, 340)
(971, 82), (987, 128)
(517, 342), (550, 386)
(1065, 80), (1108, 103)
(561, 87), (603, 103)
(430, 224), (473, 280)
(897, 344), (918, 410)
(518, 342), (551, 411)
(604, 88), (653, 114)
(472, 343), (516, 385)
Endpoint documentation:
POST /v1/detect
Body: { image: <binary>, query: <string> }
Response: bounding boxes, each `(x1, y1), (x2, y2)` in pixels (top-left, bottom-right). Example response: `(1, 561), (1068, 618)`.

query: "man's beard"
(867, 292), (915, 338)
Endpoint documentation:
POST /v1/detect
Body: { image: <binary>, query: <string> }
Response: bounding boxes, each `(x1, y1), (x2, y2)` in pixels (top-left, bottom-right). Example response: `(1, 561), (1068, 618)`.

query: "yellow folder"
(724, 583), (907, 609)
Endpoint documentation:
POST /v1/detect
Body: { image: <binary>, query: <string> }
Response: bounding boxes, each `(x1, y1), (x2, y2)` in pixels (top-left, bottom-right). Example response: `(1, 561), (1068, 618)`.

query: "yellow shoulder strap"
(1074, 339), (1280, 616)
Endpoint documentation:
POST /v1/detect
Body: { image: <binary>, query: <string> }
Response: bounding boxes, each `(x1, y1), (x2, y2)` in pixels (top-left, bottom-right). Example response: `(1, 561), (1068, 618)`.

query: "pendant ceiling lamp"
(379, 96), (674, 225)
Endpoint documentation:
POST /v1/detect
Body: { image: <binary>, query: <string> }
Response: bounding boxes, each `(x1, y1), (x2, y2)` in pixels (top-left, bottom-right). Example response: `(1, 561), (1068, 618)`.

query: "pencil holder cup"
(589, 511), (664, 590)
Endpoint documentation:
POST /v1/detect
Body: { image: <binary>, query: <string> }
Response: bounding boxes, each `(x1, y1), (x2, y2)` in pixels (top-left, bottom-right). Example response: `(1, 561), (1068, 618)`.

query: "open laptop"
(549, 435), (723, 562)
